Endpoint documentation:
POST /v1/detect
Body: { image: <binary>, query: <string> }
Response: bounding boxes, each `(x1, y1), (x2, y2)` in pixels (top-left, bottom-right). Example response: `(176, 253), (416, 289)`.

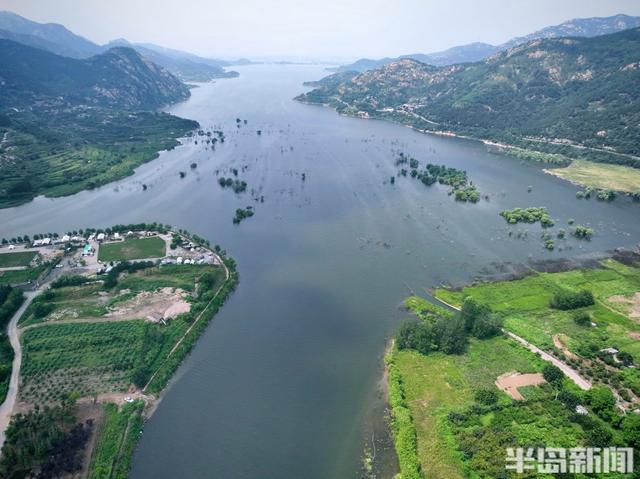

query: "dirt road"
(505, 331), (591, 390)
(431, 296), (592, 390)
(0, 291), (39, 450)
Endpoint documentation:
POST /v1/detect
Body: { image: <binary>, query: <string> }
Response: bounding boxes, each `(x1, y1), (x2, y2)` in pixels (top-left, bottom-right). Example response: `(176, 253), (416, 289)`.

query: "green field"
(392, 283), (639, 478)
(0, 263), (48, 285)
(98, 237), (166, 262)
(0, 251), (37, 268)
(546, 160), (640, 193)
(89, 401), (144, 479)
(18, 263), (227, 403)
(391, 336), (546, 479)
(435, 259), (640, 394)
(0, 111), (197, 209)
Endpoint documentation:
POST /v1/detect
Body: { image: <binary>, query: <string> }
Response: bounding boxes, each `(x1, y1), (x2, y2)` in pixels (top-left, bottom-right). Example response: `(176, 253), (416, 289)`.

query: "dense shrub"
(51, 275), (90, 289)
(558, 389), (580, 410)
(386, 354), (422, 479)
(32, 301), (54, 319)
(396, 319), (434, 355)
(461, 297), (503, 339)
(474, 389), (498, 405)
(549, 289), (594, 310)
(542, 364), (564, 385)
(586, 386), (616, 420)
(434, 315), (467, 354)
(0, 402), (91, 478)
(0, 287), (24, 328)
(573, 311), (592, 326)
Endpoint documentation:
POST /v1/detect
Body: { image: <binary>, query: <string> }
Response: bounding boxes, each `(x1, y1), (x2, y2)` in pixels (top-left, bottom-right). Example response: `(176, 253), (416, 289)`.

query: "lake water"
(1, 64), (639, 478)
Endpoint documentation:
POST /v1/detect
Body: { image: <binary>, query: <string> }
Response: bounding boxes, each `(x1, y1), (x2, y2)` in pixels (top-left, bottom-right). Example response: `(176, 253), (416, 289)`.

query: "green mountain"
(298, 27), (640, 167)
(0, 39), (190, 109)
(335, 14), (640, 72)
(104, 39), (238, 81)
(0, 39), (198, 207)
(0, 11), (239, 81)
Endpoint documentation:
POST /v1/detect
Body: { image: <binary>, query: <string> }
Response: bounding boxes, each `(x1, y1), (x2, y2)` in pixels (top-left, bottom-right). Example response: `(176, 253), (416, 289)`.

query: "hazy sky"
(1, 0), (639, 60)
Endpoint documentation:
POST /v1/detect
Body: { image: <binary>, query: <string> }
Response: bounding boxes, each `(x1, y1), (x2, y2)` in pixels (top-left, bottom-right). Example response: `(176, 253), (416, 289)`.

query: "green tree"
(622, 415), (640, 448)
(542, 364), (564, 385)
(587, 386), (616, 420)
(434, 316), (467, 354)
(474, 389), (498, 405)
(573, 311), (591, 326)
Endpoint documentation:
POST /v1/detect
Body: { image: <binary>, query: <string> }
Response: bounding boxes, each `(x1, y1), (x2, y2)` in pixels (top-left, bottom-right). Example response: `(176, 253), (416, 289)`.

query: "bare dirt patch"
(553, 334), (578, 360)
(495, 372), (546, 401)
(608, 292), (640, 319)
(628, 332), (640, 340)
(105, 287), (191, 322)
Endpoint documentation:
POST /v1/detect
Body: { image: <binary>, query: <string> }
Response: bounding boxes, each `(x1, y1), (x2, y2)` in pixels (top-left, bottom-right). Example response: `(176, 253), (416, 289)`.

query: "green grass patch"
(0, 111), (197, 209)
(0, 264), (48, 285)
(546, 159), (640, 193)
(0, 251), (37, 268)
(89, 400), (144, 479)
(434, 260), (640, 394)
(98, 237), (166, 262)
(392, 336), (545, 479)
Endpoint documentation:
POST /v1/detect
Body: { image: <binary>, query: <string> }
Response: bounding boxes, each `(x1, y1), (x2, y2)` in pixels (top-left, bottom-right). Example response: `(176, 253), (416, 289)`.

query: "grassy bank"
(389, 334), (545, 479)
(144, 256), (238, 394)
(545, 159), (640, 194)
(0, 111), (197, 209)
(88, 401), (144, 479)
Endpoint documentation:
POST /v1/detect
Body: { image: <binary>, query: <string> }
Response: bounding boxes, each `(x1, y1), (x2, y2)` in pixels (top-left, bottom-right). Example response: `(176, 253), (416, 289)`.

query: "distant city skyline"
(1, 0), (639, 61)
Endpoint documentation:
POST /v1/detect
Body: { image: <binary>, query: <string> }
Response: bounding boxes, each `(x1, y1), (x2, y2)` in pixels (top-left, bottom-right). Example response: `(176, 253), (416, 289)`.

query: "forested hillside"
(298, 28), (640, 167)
(0, 40), (197, 207)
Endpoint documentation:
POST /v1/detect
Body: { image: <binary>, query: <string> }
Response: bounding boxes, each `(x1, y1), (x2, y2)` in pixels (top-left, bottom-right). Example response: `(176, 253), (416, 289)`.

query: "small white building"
(41, 237), (51, 246)
(97, 233), (106, 241)
(8, 244), (15, 250)
(176, 257), (183, 265)
(600, 348), (619, 355)
(575, 405), (588, 415)
(114, 232), (121, 240)
(61, 235), (70, 242)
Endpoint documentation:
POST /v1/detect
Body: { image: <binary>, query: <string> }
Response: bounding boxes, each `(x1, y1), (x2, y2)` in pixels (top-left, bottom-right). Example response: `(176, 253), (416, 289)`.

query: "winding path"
(0, 290), (39, 450)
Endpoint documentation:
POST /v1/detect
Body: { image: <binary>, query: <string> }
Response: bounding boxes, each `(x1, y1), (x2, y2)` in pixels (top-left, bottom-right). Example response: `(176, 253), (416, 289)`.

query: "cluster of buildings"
(161, 253), (217, 266)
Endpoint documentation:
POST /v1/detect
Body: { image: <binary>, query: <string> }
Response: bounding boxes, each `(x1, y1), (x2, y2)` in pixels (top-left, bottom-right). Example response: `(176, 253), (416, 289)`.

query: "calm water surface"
(1, 64), (639, 479)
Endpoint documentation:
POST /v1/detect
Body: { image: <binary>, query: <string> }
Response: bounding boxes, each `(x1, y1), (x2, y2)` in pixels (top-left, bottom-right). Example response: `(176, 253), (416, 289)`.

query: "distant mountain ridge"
(0, 39), (190, 109)
(0, 10), (99, 57)
(298, 27), (640, 166)
(335, 14), (640, 71)
(0, 10), (239, 81)
(104, 39), (239, 81)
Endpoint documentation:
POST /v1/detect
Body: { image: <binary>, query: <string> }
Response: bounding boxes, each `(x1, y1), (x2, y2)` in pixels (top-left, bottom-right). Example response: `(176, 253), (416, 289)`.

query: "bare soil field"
(105, 287), (190, 322)
(495, 372), (546, 400)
